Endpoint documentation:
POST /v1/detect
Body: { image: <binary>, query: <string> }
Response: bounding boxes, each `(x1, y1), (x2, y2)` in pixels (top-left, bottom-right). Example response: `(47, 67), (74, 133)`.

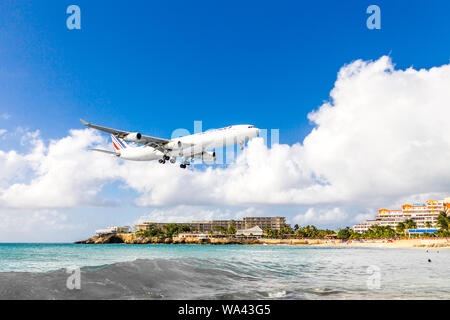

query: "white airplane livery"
(80, 119), (260, 168)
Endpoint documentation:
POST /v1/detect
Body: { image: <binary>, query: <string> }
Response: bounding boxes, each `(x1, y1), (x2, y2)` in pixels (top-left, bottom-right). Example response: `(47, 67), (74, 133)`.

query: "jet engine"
(123, 132), (142, 142)
(201, 151), (216, 163)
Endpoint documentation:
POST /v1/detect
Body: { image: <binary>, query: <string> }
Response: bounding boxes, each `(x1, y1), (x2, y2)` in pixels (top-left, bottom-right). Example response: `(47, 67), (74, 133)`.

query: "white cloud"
(0, 56), (450, 235)
(1, 113), (11, 120)
(0, 129), (121, 208)
(0, 209), (74, 242)
(293, 207), (348, 226)
(120, 56), (450, 209)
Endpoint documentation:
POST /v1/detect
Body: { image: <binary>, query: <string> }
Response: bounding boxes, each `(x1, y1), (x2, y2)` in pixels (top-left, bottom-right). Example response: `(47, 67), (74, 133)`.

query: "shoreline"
(75, 234), (450, 249)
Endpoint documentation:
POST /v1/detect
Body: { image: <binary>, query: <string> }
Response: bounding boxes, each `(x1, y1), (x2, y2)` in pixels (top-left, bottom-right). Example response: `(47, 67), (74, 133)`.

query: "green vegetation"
(436, 211), (449, 231)
(396, 222), (406, 234)
(337, 227), (352, 239)
(404, 219), (417, 229)
(264, 224), (335, 239)
(213, 225), (227, 235)
(364, 225), (396, 239)
(135, 223), (191, 238)
(295, 225), (335, 238)
(227, 220), (236, 235)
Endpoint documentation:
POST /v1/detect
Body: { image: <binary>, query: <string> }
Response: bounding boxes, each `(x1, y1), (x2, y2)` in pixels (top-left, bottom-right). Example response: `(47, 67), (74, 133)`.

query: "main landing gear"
(159, 155), (171, 164)
(180, 160), (190, 169)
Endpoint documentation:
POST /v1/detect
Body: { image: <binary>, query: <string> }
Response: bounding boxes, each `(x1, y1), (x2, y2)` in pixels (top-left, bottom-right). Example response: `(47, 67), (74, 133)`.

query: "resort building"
(352, 198), (450, 233)
(134, 216), (287, 233)
(352, 220), (378, 233)
(242, 217), (286, 231)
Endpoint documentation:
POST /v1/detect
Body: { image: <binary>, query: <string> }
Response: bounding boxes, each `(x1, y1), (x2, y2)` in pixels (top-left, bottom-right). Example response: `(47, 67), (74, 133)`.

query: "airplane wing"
(80, 119), (170, 147)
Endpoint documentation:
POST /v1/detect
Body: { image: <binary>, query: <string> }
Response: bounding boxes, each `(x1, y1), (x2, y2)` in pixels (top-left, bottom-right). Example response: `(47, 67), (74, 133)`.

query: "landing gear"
(170, 158), (176, 164)
(164, 155), (170, 161)
(158, 159), (166, 164)
(180, 160), (190, 169)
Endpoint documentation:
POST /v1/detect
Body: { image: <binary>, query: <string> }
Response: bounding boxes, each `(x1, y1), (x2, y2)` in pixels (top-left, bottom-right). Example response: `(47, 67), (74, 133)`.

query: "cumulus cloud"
(1, 56), (450, 233)
(121, 56), (450, 209)
(134, 206), (261, 224)
(0, 129), (121, 208)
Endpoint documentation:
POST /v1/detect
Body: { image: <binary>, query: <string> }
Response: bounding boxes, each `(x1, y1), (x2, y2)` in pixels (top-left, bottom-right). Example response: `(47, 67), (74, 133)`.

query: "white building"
(236, 226), (263, 238)
(353, 198), (450, 233)
(352, 220), (378, 233)
(96, 226), (131, 236)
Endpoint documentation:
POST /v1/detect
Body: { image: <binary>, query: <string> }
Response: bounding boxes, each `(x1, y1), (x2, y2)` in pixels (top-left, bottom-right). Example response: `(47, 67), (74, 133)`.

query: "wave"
(0, 258), (324, 300)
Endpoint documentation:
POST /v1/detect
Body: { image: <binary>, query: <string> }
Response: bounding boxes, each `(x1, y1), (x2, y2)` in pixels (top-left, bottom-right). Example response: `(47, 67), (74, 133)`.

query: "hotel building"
(135, 216), (287, 233)
(352, 198), (450, 233)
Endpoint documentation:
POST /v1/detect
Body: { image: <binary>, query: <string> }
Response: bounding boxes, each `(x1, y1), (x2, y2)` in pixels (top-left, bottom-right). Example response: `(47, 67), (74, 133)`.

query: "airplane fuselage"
(118, 125), (260, 161)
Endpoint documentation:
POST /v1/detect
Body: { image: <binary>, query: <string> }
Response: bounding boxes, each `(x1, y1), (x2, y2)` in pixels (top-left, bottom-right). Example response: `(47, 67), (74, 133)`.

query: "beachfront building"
(190, 220), (244, 232)
(352, 198), (450, 233)
(135, 216), (288, 233)
(236, 226), (263, 238)
(96, 226), (131, 236)
(352, 220), (378, 233)
(134, 222), (189, 232)
(242, 217), (286, 230)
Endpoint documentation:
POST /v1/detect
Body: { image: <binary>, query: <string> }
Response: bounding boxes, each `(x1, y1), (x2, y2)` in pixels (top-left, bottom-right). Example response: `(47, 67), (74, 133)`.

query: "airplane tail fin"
(111, 134), (128, 151)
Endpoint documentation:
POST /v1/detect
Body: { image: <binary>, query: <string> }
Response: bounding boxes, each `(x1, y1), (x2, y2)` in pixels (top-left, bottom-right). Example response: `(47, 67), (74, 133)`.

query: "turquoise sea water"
(0, 243), (448, 299)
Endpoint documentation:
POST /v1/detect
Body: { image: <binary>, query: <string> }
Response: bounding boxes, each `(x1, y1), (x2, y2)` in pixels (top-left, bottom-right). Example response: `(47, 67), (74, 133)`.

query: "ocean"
(0, 243), (448, 300)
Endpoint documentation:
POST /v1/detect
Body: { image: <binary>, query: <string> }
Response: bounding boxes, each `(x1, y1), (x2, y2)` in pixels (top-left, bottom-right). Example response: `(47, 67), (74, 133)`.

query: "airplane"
(80, 119), (260, 168)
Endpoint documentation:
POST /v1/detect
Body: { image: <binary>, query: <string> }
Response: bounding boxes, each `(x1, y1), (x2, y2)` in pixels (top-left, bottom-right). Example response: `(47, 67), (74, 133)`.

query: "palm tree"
(396, 222), (406, 234)
(404, 219), (417, 229)
(227, 220), (236, 235)
(436, 211), (449, 231)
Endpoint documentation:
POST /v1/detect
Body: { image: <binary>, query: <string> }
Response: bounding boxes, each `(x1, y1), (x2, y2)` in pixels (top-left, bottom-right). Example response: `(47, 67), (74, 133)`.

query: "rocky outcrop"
(76, 233), (266, 245)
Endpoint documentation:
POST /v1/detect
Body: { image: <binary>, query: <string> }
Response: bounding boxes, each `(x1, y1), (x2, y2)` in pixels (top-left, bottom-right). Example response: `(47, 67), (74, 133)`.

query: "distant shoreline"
(75, 234), (450, 249)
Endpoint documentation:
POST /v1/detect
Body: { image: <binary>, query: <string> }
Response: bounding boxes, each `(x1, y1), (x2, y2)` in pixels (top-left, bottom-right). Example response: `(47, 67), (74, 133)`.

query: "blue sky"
(1, 0), (449, 144)
(1, 1), (450, 241)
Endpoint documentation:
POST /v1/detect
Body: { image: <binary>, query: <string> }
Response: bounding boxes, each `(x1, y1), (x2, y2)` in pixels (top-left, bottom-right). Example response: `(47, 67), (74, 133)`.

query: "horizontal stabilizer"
(90, 148), (119, 156)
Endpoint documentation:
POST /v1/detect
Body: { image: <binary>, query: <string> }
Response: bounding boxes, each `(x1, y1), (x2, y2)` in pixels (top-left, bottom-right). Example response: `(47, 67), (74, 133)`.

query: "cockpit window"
(248, 125), (255, 128)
